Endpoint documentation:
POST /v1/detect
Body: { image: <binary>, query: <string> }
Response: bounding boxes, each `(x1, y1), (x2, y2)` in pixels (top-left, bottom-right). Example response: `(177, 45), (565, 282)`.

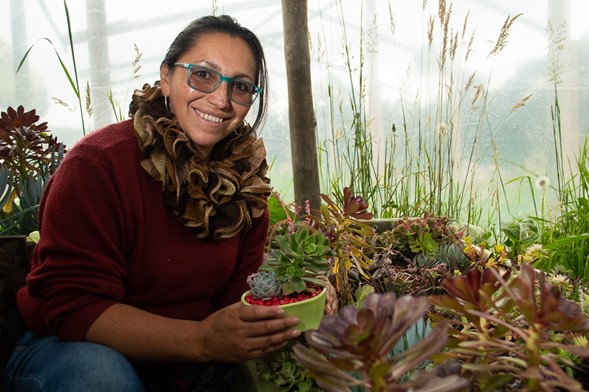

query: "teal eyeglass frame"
(173, 62), (262, 106)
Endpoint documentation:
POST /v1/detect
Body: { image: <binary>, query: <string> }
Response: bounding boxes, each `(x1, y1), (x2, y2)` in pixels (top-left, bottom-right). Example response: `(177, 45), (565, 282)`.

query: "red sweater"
(17, 119), (268, 341)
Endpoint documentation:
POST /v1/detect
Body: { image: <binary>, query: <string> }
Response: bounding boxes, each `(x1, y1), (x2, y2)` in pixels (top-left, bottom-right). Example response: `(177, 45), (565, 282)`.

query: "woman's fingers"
(196, 303), (301, 361)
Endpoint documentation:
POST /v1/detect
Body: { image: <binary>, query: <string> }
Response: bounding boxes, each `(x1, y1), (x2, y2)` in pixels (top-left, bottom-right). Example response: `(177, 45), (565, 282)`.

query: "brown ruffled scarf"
(129, 83), (271, 240)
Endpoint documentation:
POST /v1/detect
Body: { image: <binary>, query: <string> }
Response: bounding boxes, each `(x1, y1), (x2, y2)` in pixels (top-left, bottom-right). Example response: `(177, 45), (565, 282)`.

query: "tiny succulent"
(247, 270), (282, 300)
(247, 225), (333, 301)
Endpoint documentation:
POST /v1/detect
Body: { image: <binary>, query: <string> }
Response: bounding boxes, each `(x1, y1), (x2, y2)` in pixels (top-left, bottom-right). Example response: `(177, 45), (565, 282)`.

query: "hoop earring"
(234, 121), (249, 136)
(164, 96), (170, 113)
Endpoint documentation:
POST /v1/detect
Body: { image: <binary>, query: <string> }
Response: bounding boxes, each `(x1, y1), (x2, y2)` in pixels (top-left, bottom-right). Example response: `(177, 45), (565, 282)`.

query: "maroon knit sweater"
(17, 119), (268, 341)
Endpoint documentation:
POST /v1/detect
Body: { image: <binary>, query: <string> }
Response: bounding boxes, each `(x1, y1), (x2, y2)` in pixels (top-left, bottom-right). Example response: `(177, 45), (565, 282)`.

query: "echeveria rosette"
(247, 270), (283, 300)
(293, 292), (468, 392)
(261, 225), (332, 296)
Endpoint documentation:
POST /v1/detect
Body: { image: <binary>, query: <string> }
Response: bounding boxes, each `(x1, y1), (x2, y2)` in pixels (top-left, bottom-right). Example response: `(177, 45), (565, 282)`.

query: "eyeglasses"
(173, 63), (262, 107)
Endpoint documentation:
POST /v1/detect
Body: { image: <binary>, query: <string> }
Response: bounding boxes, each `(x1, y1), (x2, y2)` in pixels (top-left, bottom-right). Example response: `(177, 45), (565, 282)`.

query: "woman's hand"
(86, 302), (299, 363)
(194, 302), (300, 362)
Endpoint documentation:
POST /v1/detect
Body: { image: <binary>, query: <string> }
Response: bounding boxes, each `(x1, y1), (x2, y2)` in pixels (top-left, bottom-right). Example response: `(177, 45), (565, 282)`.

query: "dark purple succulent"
(1, 106), (66, 235)
(293, 292), (468, 392)
(0, 105), (65, 179)
(430, 264), (589, 391)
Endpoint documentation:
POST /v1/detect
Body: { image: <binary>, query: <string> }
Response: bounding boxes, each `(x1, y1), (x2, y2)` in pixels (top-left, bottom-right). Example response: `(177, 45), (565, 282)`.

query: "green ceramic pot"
(241, 287), (326, 331)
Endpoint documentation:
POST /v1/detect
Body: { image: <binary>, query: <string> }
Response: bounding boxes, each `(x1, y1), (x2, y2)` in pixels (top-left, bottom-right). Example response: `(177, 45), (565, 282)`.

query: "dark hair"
(161, 15), (268, 131)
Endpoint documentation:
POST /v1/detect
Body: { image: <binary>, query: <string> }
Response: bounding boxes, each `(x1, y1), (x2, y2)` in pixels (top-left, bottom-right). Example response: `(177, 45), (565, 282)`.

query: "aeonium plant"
(429, 264), (589, 391)
(292, 292), (469, 392)
(0, 105), (66, 236)
(244, 224), (333, 306)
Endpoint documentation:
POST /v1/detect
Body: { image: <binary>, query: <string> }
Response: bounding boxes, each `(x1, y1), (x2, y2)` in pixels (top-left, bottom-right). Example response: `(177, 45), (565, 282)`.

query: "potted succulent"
(241, 224), (333, 330)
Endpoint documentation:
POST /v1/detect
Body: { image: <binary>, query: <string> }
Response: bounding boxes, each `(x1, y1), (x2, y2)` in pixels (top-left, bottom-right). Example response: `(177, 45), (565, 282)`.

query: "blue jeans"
(2, 331), (144, 391)
(2, 332), (232, 391)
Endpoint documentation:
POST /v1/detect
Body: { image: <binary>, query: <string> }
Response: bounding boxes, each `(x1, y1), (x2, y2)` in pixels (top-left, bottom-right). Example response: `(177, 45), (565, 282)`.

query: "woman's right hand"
(194, 302), (301, 362)
(86, 302), (299, 363)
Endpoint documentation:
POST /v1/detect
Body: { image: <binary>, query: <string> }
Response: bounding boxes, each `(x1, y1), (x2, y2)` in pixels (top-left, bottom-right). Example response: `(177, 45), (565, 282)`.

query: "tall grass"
(314, 0), (527, 232)
(496, 19), (588, 263)
(17, 0), (89, 136)
(537, 136), (589, 281)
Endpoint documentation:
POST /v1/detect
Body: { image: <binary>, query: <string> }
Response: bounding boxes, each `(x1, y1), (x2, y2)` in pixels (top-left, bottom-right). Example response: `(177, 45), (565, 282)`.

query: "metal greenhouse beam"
(281, 0), (321, 211)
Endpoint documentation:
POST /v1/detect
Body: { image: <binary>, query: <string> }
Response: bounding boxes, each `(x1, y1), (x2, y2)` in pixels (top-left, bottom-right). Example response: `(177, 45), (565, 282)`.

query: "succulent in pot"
(242, 224), (333, 330)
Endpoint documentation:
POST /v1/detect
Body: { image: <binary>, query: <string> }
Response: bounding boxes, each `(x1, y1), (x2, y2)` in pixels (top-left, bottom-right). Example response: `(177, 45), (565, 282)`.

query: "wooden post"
(281, 0), (321, 211)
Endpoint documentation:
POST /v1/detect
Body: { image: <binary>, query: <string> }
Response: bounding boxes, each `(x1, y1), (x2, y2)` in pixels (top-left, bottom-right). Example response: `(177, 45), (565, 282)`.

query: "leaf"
(18, 38), (79, 97)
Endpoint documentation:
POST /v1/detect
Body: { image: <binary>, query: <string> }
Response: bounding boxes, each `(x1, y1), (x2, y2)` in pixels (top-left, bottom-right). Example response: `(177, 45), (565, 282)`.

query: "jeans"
(2, 332), (232, 392)
(2, 331), (144, 392)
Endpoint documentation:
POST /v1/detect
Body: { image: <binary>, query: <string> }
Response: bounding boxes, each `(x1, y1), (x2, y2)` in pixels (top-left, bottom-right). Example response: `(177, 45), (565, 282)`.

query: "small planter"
(241, 287), (327, 331)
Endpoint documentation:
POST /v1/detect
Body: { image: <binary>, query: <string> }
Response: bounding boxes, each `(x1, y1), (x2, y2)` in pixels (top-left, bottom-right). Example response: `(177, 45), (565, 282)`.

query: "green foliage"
(268, 191), (295, 227)
(293, 292), (468, 392)
(376, 213), (463, 262)
(251, 225), (332, 298)
(435, 243), (472, 272)
(257, 343), (323, 392)
(305, 187), (375, 306)
(501, 217), (541, 259)
(537, 136), (589, 282)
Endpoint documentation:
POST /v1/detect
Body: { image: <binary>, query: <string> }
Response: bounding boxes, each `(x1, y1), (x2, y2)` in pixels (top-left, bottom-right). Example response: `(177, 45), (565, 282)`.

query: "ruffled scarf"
(129, 83), (271, 240)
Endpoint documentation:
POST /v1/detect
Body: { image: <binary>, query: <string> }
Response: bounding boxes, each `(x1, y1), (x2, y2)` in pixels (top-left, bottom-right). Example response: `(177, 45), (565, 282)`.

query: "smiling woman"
(159, 31), (261, 155)
(1, 14), (298, 392)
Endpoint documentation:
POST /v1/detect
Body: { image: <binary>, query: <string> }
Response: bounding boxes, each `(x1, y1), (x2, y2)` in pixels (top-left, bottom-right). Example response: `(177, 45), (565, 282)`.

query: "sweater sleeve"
(26, 138), (132, 341)
(215, 209), (269, 308)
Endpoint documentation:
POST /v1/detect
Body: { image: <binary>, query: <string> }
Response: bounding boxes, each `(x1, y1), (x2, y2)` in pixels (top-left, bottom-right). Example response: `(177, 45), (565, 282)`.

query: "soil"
(245, 285), (322, 306)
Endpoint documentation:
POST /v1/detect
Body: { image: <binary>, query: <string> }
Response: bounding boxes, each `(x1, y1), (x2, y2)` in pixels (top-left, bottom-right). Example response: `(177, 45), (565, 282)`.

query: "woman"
(3, 15), (299, 391)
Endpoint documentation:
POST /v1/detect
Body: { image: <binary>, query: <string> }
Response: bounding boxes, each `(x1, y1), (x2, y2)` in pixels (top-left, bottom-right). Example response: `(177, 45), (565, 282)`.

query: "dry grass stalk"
(427, 15), (434, 46)
(547, 20), (567, 85)
(461, 11), (470, 40)
(471, 84), (484, 109)
(388, 2), (396, 35)
(465, 31), (475, 61)
(488, 13), (523, 57)
(132, 44), (142, 79)
(85, 81), (93, 118)
(510, 94), (533, 113)
(449, 31), (459, 60)
(464, 72), (476, 92)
